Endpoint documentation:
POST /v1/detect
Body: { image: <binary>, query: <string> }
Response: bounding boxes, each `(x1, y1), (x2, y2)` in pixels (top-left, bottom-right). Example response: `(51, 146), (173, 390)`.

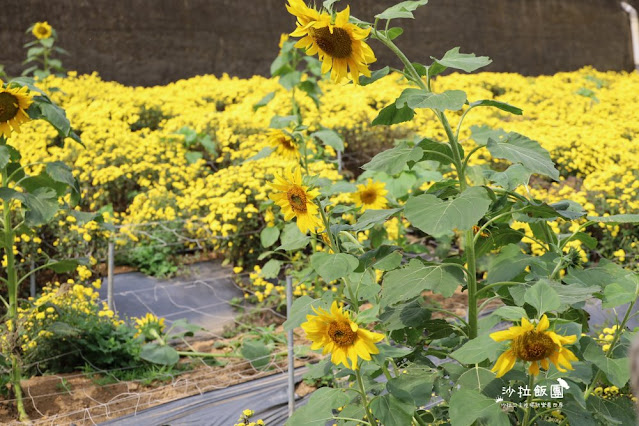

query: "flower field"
(2, 0), (639, 424)
(6, 66), (639, 273)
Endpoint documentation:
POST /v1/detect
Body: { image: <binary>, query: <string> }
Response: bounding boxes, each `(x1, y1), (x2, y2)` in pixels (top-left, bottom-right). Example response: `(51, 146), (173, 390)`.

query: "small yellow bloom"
(32, 21), (52, 39)
(352, 179), (388, 212)
(613, 249), (626, 262)
(279, 33), (290, 48)
(490, 315), (578, 377)
(267, 129), (299, 160)
(301, 301), (384, 369)
(269, 168), (324, 234)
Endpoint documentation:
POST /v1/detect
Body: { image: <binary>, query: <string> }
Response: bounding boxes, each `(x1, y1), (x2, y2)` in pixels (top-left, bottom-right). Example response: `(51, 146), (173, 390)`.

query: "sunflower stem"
(522, 372), (536, 426)
(355, 369), (376, 425)
(373, 32), (479, 340)
(381, 361), (393, 381)
(2, 167), (28, 421)
(316, 200), (358, 309)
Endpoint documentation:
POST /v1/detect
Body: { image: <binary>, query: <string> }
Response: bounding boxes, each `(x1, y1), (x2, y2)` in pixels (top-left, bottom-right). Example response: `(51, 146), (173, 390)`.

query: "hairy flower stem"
(316, 201), (359, 309)
(356, 369), (375, 425)
(522, 373), (536, 425)
(373, 32), (479, 339)
(2, 169), (28, 421)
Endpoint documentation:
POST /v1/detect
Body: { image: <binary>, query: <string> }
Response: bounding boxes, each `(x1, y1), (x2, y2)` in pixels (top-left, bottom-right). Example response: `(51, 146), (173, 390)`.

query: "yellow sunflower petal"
(492, 349), (516, 378)
(537, 315), (550, 332)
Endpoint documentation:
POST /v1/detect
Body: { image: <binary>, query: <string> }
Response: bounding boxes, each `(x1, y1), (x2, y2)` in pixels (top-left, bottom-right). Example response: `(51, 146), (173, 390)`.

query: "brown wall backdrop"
(1, 0), (637, 87)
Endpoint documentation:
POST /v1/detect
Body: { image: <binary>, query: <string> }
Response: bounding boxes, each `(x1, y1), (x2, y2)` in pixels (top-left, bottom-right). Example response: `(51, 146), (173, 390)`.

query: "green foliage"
(174, 126), (217, 164)
(126, 242), (178, 277)
(23, 308), (141, 374)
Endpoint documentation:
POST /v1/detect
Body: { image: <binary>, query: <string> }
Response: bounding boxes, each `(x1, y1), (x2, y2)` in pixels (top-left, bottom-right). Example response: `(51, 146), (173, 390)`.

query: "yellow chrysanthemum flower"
(352, 179), (388, 211)
(301, 301), (384, 369)
(32, 21), (52, 40)
(267, 129), (299, 160)
(269, 167), (324, 234)
(490, 315), (578, 377)
(288, 4), (376, 83)
(0, 82), (33, 139)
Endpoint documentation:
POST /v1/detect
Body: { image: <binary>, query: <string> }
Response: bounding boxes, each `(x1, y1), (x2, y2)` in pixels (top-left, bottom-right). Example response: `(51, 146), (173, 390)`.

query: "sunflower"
(301, 301), (384, 369)
(288, 4), (376, 84)
(490, 315), (578, 377)
(267, 129), (299, 160)
(0, 82), (34, 139)
(352, 179), (388, 211)
(32, 21), (52, 40)
(269, 167), (324, 234)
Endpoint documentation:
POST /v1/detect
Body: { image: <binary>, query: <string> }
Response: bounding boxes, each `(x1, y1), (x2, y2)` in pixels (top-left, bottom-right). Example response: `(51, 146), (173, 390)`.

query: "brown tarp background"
(1, 0), (637, 86)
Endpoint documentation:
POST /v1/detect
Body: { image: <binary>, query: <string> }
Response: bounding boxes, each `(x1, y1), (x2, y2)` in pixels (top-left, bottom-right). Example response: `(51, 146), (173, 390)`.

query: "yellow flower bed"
(7, 67), (638, 264)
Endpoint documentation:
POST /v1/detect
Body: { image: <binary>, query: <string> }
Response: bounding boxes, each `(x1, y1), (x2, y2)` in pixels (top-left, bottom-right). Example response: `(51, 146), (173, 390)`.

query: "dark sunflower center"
(360, 189), (377, 205)
(328, 321), (357, 346)
(513, 331), (556, 361)
(37, 27), (48, 35)
(0, 92), (19, 122)
(280, 137), (295, 151)
(311, 26), (353, 59)
(286, 186), (308, 213)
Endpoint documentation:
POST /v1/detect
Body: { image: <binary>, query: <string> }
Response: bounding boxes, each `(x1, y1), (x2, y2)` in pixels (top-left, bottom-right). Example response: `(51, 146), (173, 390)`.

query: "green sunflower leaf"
(404, 186), (491, 238)
(450, 334), (503, 364)
(260, 226), (280, 248)
(486, 132), (560, 180)
(352, 207), (403, 231)
(449, 389), (510, 426)
(369, 394), (415, 426)
(524, 280), (561, 315)
(311, 129), (344, 152)
(432, 47), (493, 73)
(372, 103), (415, 126)
(359, 66), (390, 85)
(361, 141), (422, 175)
(285, 387), (350, 426)
(310, 252), (359, 282)
(260, 259), (281, 279)
(396, 88), (467, 111)
(375, 0), (429, 20)
(252, 91), (275, 111)
(381, 258), (463, 306)
(469, 99), (523, 115)
(582, 337), (630, 388)
(586, 214), (639, 223)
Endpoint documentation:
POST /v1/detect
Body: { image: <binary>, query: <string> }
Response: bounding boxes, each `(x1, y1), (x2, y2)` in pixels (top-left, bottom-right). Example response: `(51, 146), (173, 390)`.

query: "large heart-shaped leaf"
(381, 258), (463, 306)
(405, 186), (491, 237)
(487, 132), (559, 180)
